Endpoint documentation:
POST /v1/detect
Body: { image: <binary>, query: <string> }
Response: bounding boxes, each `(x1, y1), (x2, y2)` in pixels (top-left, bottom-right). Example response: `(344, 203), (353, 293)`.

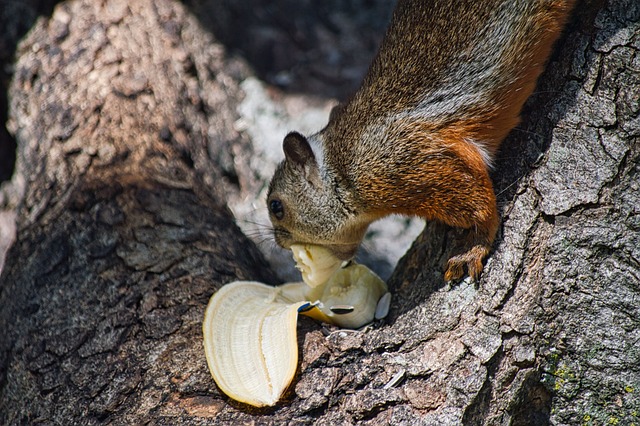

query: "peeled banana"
(202, 245), (390, 407)
(290, 243), (344, 288)
(300, 263), (387, 329)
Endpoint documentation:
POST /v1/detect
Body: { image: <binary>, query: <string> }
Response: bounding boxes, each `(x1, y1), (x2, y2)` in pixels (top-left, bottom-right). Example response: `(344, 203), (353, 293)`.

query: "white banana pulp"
(290, 243), (344, 288)
(301, 263), (388, 329)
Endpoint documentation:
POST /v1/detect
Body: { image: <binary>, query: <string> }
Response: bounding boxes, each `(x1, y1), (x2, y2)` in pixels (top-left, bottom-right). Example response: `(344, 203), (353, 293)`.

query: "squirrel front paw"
(444, 245), (490, 282)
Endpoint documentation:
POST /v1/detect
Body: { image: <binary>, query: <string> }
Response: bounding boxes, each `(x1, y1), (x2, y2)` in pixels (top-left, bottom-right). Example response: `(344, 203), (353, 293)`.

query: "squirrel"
(267, 0), (575, 281)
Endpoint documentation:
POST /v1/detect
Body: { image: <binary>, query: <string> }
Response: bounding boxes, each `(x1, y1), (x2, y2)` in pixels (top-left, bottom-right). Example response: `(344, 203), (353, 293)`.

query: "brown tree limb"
(1, 0), (638, 424)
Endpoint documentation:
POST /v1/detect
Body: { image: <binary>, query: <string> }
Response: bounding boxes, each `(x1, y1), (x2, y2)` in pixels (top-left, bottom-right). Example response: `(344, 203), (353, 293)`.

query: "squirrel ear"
(283, 132), (316, 168)
(283, 132), (321, 183)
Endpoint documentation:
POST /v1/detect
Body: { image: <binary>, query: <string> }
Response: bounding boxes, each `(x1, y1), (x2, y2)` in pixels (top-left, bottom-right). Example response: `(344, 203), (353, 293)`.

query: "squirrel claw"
(444, 245), (489, 282)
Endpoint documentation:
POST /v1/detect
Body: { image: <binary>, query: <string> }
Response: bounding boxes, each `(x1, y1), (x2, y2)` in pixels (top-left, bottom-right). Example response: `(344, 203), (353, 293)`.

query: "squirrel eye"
(269, 199), (285, 220)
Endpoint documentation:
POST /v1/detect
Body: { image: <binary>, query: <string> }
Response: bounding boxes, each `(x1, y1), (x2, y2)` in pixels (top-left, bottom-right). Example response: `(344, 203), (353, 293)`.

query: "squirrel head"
(267, 131), (368, 260)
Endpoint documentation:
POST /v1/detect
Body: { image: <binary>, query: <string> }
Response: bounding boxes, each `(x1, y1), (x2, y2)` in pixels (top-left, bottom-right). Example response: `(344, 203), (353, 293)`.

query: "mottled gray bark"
(1, 0), (638, 425)
(0, 1), (277, 424)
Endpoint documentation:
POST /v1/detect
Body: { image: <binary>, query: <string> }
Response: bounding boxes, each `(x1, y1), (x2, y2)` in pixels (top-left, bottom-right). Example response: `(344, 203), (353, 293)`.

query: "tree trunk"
(1, 0), (638, 425)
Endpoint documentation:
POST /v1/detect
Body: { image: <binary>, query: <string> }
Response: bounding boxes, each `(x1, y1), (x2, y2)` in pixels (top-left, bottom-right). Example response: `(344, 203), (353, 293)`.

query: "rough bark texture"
(0, 0), (59, 275)
(1, 0), (638, 425)
(0, 1), (279, 424)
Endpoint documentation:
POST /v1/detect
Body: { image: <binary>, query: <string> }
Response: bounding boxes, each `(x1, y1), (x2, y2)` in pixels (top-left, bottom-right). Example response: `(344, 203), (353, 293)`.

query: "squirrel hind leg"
(442, 197), (499, 282)
(444, 244), (490, 282)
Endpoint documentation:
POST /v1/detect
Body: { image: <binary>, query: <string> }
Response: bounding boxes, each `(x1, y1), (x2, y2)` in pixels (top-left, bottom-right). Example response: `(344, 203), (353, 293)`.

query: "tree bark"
(1, 0), (638, 425)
